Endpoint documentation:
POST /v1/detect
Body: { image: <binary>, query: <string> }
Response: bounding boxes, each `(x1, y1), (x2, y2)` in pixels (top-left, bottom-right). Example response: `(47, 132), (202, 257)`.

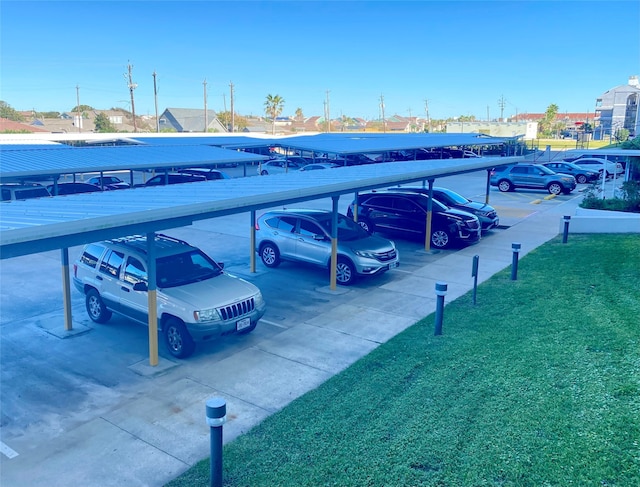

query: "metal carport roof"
(0, 156), (523, 259)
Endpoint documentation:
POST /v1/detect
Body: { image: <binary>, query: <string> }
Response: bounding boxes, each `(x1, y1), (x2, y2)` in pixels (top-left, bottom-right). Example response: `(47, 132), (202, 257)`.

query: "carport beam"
(61, 248), (73, 331)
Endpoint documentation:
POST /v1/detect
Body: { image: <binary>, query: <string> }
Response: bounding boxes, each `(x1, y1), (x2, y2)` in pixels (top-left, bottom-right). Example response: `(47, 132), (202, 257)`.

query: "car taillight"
(255, 220), (260, 231)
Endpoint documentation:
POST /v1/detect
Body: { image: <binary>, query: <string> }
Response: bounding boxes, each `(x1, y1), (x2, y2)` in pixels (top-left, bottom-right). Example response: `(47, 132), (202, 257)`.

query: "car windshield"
(317, 214), (368, 241)
(438, 189), (469, 204)
(537, 165), (555, 175)
(156, 249), (222, 288)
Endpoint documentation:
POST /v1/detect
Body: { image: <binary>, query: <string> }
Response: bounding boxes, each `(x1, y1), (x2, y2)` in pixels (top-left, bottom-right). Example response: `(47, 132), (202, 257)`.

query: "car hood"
(457, 201), (494, 213)
(160, 273), (259, 308)
(343, 235), (395, 253)
(442, 207), (478, 219)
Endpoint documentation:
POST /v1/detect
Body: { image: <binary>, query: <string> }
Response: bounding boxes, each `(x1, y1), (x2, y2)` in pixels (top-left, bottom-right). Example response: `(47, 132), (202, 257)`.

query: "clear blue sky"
(2, 0), (639, 121)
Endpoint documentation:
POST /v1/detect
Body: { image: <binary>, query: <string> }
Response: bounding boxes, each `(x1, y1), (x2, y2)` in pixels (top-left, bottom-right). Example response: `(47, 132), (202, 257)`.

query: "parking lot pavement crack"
(98, 415), (191, 467)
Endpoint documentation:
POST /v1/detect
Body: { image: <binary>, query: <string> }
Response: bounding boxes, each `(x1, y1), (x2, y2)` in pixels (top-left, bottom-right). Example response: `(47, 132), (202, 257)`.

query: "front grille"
(375, 249), (397, 262)
(218, 298), (255, 321)
(465, 219), (480, 230)
(486, 211), (497, 218)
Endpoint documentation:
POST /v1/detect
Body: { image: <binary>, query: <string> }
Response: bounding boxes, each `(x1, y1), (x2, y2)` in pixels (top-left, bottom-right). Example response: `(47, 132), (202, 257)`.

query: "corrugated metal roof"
(0, 144), (268, 180)
(0, 156), (523, 259)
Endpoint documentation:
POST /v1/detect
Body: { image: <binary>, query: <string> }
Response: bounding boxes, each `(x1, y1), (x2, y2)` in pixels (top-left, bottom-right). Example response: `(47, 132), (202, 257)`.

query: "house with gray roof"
(158, 108), (227, 133)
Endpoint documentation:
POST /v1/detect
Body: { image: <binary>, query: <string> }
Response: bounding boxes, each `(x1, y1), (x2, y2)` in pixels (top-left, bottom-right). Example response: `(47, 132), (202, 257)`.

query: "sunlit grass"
(167, 234), (640, 487)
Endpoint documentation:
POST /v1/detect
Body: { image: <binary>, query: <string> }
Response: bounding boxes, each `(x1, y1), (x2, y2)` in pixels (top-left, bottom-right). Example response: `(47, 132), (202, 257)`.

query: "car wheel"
(576, 174), (587, 184)
(86, 288), (112, 323)
(260, 243), (281, 268)
(357, 219), (374, 234)
(548, 183), (563, 195)
(260, 170), (268, 176)
(336, 258), (356, 286)
(498, 180), (513, 192)
(431, 229), (451, 249)
(164, 318), (195, 359)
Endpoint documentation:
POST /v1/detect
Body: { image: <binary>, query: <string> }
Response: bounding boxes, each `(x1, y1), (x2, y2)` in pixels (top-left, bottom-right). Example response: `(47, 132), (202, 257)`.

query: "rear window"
(80, 244), (105, 268)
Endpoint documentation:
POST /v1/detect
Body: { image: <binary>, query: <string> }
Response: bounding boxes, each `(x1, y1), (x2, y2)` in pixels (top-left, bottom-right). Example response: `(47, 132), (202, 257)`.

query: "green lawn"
(167, 234), (640, 487)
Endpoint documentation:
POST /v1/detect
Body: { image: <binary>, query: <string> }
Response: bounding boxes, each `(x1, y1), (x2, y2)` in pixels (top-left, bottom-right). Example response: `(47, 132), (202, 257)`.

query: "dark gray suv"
(490, 164), (576, 195)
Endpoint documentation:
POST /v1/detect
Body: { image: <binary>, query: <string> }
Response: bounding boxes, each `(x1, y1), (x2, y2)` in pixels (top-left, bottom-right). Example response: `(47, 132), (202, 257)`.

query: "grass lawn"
(167, 234), (640, 487)
(535, 139), (610, 150)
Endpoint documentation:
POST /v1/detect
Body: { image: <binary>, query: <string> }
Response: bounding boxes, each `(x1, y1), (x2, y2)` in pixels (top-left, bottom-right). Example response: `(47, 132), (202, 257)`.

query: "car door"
(361, 196), (397, 232)
(266, 216), (297, 259)
(391, 196), (426, 236)
(96, 249), (125, 313)
(293, 217), (331, 266)
(509, 166), (540, 188)
(118, 254), (150, 325)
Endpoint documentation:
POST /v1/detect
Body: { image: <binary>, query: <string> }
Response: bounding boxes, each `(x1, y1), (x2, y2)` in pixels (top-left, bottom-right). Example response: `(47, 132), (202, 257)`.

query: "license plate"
(386, 261), (399, 270)
(236, 317), (251, 331)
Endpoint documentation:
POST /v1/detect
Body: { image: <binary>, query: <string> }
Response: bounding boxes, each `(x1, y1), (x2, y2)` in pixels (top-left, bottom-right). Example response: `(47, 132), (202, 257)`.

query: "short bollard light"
(511, 243), (521, 281)
(206, 397), (227, 487)
(562, 215), (571, 244)
(434, 281), (448, 336)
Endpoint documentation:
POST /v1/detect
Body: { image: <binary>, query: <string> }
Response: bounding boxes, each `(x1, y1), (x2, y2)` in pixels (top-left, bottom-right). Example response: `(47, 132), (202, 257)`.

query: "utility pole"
(230, 81), (234, 133)
(325, 90), (331, 133)
(153, 71), (159, 133)
(75, 85), (81, 133)
(380, 94), (386, 133)
(203, 79), (208, 132)
(498, 94), (506, 122)
(424, 99), (431, 133)
(125, 63), (138, 132)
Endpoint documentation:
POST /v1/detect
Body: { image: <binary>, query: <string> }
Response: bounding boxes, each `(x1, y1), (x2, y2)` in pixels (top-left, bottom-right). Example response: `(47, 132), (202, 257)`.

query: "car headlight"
(194, 308), (221, 322)
(354, 249), (376, 259)
(562, 177), (573, 182)
(254, 291), (265, 307)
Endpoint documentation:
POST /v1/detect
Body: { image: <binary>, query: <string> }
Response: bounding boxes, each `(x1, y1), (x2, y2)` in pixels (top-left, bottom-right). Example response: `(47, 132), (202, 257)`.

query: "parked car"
(255, 209), (399, 285)
(47, 182), (103, 195)
(489, 164), (576, 195)
(257, 159), (306, 175)
(570, 157), (624, 177)
(137, 173), (207, 187)
(73, 234), (266, 358)
(1, 183), (51, 201)
(541, 162), (599, 184)
(178, 168), (231, 180)
(86, 175), (131, 190)
(298, 163), (341, 171)
(392, 186), (499, 231)
(347, 190), (481, 249)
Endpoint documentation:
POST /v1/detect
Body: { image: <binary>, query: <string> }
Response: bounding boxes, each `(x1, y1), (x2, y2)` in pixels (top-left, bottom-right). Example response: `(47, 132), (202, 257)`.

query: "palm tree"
(264, 94), (285, 135)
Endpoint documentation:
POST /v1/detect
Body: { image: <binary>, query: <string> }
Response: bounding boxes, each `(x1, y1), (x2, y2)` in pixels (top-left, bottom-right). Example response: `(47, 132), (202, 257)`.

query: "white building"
(595, 75), (640, 140)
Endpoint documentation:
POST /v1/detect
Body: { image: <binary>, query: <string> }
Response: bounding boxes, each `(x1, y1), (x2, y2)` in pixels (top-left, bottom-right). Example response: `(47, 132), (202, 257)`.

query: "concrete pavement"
(0, 193), (585, 487)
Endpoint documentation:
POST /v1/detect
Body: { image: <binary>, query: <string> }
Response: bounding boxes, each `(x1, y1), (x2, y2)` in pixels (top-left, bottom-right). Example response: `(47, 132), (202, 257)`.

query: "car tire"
(86, 288), (112, 323)
(576, 174), (588, 184)
(336, 258), (356, 286)
(260, 170), (268, 176)
(164, 318), (195, 359)
(357, 218), (374, 234)
(548, 183), (563, 195)
(260, 242), (281, 268)
(431, 229), (451, 249)
(498, 180), (513, 192)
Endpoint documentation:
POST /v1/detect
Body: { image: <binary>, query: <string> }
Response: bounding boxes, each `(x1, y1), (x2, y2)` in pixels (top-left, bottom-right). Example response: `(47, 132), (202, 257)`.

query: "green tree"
(295, 107), (304, 121)
(217, 111), (249, 131)
(264, 94), (285, 135)
(539, 104), (559, 137)
(70, 104), (94, 113)
(615, 128), (630, 143)
(0, 101), (25, 121)
(94, 112), (116, 133)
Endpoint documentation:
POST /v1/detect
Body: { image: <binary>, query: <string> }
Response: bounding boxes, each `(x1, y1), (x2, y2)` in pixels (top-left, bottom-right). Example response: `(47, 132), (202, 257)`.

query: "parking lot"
(0, 170), (585, 487)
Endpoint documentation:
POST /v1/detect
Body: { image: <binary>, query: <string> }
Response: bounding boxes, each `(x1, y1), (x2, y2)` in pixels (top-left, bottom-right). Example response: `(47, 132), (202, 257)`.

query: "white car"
(571, 157), (624, 177)
(73, 234), (266, 358)
(257, 158), (306, 175)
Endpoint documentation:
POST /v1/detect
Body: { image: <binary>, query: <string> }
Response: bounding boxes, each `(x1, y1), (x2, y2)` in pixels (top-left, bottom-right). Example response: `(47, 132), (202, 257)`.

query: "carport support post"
(146, 233), (159, 366)
(250, 210), (256, 273)
(352, 191), (359, 222)
(424, 179), (435, 252)
(434, 282), (447, 336)
(485, 169), (492, 204)
(511, 243), (521, 281)
(330, 195), (339, 290)
(562, 215), (571, 244)
(206, 397), (226, 487)
(61, 248), (73, 331)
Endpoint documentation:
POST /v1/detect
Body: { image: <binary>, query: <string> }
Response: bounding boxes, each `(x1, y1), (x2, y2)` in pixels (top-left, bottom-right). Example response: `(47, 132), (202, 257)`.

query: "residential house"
(158, 108), (226, 133)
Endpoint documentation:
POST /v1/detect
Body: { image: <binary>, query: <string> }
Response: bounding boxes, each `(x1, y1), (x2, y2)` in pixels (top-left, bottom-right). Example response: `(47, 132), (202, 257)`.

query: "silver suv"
(255, 209), (399, 285)
(73, 234), (266, 358)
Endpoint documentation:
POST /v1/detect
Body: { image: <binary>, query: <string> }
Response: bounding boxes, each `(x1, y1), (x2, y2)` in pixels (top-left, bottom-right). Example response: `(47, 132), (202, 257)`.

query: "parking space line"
(260, 319), (288, 329)
(1, 441), (19, 459)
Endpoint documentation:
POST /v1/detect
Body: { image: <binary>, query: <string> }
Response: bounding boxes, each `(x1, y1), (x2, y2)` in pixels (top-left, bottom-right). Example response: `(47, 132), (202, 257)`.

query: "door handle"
(95, 275), (103, 281)
(121, 286), (130, 292)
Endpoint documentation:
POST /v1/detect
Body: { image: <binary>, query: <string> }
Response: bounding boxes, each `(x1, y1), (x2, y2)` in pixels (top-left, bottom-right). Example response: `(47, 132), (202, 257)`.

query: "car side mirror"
(217, 262), (225, 270)
(133, 282), (148, 292)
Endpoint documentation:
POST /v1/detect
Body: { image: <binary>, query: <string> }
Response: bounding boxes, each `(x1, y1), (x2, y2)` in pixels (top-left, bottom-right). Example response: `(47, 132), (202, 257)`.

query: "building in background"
(595, 75), (640, 140)
(445, 121), (538, 140)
